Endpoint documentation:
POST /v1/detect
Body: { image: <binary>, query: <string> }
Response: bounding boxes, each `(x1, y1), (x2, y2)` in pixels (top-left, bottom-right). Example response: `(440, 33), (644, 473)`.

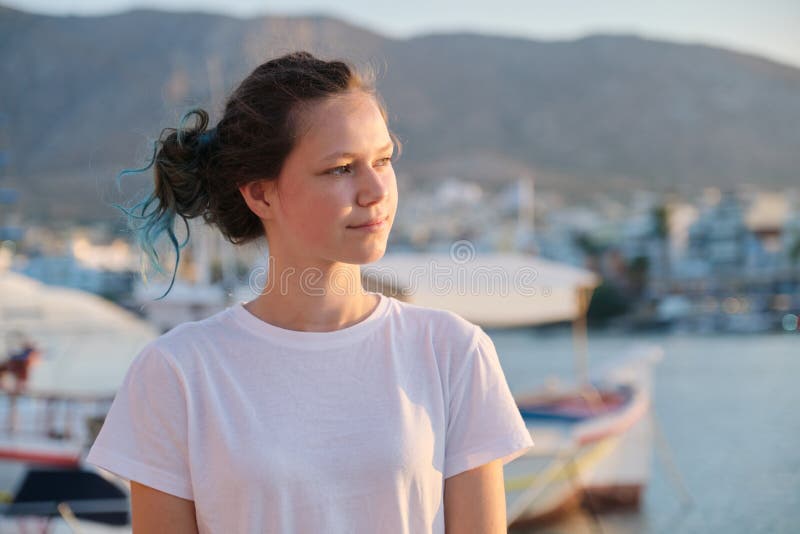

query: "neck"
(243, 258), (378, 332)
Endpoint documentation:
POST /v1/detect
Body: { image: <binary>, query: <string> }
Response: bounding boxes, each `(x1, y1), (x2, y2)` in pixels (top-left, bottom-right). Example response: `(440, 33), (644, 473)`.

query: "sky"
(6, 0), (800, 68)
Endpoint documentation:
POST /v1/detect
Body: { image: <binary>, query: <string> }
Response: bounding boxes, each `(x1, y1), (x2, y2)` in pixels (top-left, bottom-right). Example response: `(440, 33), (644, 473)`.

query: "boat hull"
(504, 345), (661, 528)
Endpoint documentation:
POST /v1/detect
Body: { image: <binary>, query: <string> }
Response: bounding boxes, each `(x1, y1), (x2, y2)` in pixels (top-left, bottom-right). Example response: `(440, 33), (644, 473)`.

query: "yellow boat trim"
(505, 436), (621, 492)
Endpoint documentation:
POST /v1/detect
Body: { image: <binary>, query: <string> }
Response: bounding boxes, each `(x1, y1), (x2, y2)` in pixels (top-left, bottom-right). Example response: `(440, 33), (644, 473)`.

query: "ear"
(238, 179), (276, 220)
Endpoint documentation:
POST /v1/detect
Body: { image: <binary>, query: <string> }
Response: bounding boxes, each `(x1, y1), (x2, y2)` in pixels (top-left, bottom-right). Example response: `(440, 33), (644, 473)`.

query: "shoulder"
(139, 306), (235, 367)
(388, 296), (483, 355)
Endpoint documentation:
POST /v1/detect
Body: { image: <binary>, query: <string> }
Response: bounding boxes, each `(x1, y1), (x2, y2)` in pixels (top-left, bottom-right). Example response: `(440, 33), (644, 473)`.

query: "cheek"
(284, 185), (348, 240)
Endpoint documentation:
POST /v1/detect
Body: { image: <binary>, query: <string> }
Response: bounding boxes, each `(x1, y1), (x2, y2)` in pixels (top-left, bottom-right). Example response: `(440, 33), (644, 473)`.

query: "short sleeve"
(85, 343), (194, 500)
(444, 327), (534, 479)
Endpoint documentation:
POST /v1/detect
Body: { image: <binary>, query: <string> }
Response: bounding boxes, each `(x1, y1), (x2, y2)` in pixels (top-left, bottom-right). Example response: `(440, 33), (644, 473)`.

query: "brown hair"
(115, 51), (401, 298)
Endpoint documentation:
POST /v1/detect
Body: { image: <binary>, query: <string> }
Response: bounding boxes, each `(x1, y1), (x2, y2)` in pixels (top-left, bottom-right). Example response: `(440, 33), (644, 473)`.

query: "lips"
(348, 215), (388, 228)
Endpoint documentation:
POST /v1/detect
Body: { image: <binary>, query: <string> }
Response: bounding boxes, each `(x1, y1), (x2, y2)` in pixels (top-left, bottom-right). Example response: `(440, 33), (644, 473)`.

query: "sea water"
(489, 327), (799, 534)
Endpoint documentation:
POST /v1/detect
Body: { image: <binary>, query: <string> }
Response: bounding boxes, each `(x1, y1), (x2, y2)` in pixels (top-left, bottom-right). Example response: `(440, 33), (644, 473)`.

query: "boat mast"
(571, 285), (594, 389)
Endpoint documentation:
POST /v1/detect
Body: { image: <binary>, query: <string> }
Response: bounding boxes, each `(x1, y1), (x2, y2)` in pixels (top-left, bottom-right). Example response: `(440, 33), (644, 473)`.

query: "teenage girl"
(86, 51), (533, 533)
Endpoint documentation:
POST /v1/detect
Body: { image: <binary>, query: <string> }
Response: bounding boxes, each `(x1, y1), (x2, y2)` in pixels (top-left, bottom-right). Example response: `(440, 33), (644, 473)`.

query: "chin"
(341, 244), (388, 265)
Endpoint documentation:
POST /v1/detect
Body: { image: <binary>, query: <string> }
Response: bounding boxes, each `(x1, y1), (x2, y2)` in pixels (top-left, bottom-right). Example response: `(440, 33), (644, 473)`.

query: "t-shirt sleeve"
(444, 326), (534, 479)
(85, 342), (194, 500)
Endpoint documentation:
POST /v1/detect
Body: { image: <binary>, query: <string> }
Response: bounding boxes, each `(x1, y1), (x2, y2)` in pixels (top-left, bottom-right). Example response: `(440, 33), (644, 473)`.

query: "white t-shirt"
(85, 292), (534, 533)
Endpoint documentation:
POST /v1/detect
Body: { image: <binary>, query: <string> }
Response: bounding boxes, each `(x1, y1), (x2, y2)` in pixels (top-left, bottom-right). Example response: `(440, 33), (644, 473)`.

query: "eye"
(328, 164), (353, 176)
(375, 157), (393, 167)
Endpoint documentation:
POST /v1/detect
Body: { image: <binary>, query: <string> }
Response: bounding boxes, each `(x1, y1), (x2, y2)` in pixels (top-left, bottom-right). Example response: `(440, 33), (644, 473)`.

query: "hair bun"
(151, 108), (217, 222)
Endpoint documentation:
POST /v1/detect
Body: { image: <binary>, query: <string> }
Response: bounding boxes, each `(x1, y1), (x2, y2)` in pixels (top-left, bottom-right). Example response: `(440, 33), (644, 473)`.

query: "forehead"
(292, 92), (390, 154)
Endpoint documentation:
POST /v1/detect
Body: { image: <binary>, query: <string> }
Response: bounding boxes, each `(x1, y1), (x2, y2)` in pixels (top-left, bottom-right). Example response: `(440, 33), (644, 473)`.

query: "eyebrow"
(321, 141), (394, 162)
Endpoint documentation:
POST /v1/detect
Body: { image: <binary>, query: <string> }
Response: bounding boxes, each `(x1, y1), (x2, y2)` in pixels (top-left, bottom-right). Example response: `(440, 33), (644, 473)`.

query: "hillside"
(1, 5), (798, 223)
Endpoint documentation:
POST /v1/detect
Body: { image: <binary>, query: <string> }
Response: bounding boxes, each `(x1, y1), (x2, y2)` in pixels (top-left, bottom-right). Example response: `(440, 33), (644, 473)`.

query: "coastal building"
(686, 190), (748, 280)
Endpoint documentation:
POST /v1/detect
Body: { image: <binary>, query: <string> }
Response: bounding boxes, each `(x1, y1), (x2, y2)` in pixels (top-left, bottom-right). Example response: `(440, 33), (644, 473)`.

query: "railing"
(0, 387), (113, 449)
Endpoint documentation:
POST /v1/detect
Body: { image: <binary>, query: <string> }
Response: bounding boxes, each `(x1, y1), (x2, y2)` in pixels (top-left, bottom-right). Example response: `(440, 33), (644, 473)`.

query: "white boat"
(364, 250), (663, 528)
(504, 346), (661, 528)
(0, 270), (156, 532)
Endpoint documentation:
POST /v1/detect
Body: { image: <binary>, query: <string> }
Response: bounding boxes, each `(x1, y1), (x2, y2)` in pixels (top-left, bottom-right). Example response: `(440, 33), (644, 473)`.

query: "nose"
(357, 165), (390, 207)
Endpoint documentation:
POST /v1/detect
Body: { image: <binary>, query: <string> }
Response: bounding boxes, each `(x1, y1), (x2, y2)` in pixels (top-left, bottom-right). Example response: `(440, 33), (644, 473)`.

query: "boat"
(0, 270), (158, 532)
(363, 250), (663, 528)
(505, 346), (661, 528)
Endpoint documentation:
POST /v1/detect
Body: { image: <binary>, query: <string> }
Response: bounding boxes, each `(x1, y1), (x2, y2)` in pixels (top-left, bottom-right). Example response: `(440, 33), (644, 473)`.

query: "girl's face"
(264, 91), (398, 268)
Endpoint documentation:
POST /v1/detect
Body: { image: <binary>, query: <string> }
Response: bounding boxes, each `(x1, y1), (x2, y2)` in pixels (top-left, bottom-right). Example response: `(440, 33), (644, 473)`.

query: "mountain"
(1, 5), (798, 223)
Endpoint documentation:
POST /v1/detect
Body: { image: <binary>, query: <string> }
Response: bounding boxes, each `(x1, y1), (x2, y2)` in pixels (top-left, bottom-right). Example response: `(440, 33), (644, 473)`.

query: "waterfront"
(491, 328), (799, 534)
